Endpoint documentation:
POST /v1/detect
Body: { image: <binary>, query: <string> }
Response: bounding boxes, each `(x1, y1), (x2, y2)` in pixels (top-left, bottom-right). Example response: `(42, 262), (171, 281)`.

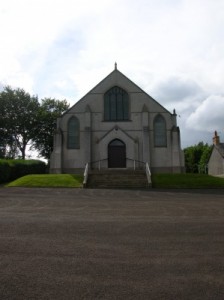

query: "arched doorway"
(108, 139), (126, 168)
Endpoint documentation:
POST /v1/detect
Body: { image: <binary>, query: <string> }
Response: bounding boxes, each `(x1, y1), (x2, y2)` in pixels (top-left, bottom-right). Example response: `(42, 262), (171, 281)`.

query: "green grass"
(5, 173), (224, 189)
(152, 173), (224, 188)
(7, 174), (83, 188)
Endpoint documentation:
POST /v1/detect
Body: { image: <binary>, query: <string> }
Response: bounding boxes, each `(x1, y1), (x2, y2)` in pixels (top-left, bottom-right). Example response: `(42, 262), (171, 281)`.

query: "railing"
(83, 162), (89, 187)
(90, 158), (108, 170)
(127, 158), (152, 185)
(90, 157), (147, 170)
(126, 157), (146, 170)
(145, 162), (152, 185)
(84, 158), (152, 186)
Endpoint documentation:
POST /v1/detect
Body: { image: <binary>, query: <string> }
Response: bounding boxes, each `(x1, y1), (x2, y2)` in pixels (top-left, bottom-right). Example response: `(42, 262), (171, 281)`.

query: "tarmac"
(0, 187), (224, 300)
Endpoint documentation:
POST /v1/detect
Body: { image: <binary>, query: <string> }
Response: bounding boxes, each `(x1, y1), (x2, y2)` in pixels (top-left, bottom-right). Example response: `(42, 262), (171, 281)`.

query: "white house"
(50, 65), (185, 174)
(208, 131), (224, 176)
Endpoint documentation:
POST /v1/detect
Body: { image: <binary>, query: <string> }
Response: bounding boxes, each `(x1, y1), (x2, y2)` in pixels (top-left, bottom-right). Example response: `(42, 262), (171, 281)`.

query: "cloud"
(1, 0), (224, 147)
(150, 76), (204, 103)
(0, 83), (4, 91)
(186, 95), (224, 132)
(0, 0), (113, 95)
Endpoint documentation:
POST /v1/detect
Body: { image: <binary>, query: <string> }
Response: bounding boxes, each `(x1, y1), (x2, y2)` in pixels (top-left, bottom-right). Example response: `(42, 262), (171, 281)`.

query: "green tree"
(198, 145), (213, 173)
(0, 86), (39, 159)
(184, 142), (212, 173)
(33, 98), (70, 160)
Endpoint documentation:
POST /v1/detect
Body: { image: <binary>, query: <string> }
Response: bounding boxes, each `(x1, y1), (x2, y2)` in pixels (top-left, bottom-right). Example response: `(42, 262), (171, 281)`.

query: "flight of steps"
(86, 169), (151, 189)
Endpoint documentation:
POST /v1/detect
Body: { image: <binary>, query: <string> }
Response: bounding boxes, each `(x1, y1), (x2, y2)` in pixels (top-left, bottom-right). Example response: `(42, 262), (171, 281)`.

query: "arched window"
(104, 86), (129, 121)
(154, 114), (167, 147)
(67, 116), (80, 149)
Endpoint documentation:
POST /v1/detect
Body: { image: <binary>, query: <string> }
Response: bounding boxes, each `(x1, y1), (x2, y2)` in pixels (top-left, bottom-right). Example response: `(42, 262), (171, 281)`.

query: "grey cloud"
(181, 127), (214, 148)
(151, 76), (204, 103)
(186, 95), (224, 132)
(149, 76), (224, 147)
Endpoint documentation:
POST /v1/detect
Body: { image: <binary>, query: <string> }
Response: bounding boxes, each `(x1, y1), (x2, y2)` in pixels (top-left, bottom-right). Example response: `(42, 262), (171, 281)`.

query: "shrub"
(0, 159), (47, 183)
(9, 160), (47, 180)
(0, 160), (11, 183)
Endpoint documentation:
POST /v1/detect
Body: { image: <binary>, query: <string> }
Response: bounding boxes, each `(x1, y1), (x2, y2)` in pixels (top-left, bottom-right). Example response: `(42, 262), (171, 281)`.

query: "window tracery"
(104, 86), (129, 121)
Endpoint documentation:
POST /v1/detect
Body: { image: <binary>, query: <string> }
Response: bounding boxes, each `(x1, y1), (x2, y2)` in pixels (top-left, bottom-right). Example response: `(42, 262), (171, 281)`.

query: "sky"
(1, 0), (224, 148)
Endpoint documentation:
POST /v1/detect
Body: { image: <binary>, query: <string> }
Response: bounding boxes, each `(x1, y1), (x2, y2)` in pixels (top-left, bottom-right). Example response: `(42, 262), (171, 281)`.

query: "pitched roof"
(215, 143), (224, 158)
(63, 67), (171, 116)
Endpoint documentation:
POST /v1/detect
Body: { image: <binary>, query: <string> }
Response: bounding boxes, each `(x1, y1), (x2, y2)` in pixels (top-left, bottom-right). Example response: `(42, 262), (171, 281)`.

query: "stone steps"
(86, 169), (151, 189)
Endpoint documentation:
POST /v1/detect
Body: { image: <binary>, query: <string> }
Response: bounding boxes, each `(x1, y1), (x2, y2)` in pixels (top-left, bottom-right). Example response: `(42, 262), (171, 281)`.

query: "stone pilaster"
(142, 106), (150, 164)
(50, 128), (62, 173)
(85, 105), (92, 164)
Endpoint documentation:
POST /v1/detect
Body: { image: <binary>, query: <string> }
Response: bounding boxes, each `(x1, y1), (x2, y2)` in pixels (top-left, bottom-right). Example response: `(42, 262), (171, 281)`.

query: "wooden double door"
(108, 139), (126, 168)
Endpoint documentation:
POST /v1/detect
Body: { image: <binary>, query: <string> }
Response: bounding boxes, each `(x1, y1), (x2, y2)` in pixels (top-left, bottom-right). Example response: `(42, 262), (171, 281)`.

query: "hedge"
(0, 160), (11, 183)
(0, 159), (47, 184)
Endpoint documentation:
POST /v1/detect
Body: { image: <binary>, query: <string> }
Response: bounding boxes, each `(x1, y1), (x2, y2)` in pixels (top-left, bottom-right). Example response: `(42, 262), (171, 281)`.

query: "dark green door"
(108, 139), (126, 168)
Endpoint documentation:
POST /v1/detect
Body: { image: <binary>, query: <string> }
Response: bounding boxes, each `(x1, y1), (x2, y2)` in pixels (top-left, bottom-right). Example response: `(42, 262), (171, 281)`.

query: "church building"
(50, 65), (185, 174)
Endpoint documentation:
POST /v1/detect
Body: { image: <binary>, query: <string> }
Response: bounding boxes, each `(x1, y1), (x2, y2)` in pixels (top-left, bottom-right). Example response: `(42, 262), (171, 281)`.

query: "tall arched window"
(154, 114), (167, 147)
(67, 116), (80, 149)
(104, 86), (129, 121)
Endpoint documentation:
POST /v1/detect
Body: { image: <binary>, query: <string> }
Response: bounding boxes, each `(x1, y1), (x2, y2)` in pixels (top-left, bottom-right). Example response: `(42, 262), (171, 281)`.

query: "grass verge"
(7, 174), (83, 188)
(152, 173), (224, 188)
(5, 173), (224, 189)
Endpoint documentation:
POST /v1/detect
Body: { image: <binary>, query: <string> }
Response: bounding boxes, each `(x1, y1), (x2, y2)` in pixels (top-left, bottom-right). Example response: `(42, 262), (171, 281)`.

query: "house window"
(104, 86), (129, 121)
(154, 114), (167, 147)
(67, 116), (80, 149)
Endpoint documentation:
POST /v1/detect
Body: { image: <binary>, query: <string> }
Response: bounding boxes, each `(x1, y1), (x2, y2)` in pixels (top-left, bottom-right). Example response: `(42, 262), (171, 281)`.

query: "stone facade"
(50, 66), (185, 174)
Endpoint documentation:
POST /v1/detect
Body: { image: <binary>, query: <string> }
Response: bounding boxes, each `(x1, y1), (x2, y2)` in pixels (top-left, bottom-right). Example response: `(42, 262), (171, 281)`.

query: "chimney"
(213, 131), (220, 145)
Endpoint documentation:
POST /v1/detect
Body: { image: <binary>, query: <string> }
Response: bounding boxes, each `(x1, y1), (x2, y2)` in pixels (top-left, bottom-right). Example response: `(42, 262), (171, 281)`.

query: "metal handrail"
(90, 157), (149, 171)
(90, 158), (108, 165)
(83, 163), (89, 187)
(127, 158), (151, 184)
(84, 159), (152, 187)
(126, 157), (146, 164)
(126, 157), (146, 170)
(145, 162), (152, 185)
(90, 158), (108, 170)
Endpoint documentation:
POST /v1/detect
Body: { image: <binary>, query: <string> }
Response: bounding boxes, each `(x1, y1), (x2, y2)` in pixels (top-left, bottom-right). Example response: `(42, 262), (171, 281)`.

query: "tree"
(33, 98), (70, 160)
(0, 86), (39, 159)
(198, 145), (213, 173)
(184, 142), (212, 173)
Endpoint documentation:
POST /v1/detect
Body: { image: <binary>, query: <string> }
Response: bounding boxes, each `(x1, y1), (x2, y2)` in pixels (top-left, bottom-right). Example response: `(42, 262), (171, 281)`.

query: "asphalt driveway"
(0, 187), (224, 300)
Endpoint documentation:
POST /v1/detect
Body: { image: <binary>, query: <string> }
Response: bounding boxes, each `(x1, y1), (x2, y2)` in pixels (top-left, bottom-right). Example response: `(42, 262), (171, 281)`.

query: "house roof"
(215, 143), (224, 158)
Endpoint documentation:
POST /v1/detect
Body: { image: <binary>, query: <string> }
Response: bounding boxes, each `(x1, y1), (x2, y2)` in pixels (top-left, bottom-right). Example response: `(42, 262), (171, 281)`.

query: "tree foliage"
(0, 86), (39, 159)
(32, 98), (69, 160)
(0, 87), (69, 160)
(184, 142), (212, 173)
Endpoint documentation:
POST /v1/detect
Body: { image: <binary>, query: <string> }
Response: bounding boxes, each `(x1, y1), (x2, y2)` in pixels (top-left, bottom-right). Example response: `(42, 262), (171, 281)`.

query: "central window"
(104, 86), (129, 121)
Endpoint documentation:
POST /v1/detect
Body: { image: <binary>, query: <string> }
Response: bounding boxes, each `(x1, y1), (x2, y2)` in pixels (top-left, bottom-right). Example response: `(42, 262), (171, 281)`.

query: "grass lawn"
(5, 173), (224, 189)
(7, 174), (83, 188)
(152, 173), (224, 188)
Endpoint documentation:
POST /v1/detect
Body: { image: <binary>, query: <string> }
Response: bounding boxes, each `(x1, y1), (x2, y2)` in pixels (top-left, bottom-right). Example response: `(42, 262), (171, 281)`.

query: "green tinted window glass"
(116, 92), (123, 120)
(104, 86), (129, 121)
(123, 93), (129, 120)
(110, 93), (117, 120)
(104, 97), (110, 120)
